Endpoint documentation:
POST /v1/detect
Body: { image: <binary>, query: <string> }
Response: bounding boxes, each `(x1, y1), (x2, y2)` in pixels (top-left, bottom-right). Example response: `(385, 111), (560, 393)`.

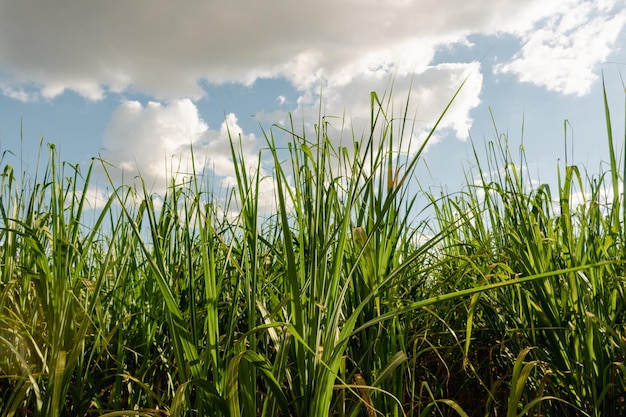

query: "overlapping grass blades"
(0, 79), (625, 416)
(425, 79), (625, 415)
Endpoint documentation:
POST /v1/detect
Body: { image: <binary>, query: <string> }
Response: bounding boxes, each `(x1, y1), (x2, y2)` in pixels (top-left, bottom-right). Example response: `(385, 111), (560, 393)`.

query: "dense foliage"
(1, 86), (625, 416)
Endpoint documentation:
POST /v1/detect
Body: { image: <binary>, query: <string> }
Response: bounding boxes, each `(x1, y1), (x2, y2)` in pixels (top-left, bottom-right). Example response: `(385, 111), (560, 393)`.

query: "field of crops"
(1, 86), (625, 416)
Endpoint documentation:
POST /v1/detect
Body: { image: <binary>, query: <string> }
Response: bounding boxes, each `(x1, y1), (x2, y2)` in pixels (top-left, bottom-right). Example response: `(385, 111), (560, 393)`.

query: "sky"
(0, 0), (625, 215)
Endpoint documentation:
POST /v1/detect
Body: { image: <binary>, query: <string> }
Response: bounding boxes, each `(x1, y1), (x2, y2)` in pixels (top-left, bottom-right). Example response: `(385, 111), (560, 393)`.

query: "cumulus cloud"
(102, 99), (207, 188)
(289, 62), (483, 157)
(80, 186), (111, 211)
(1, 0), (621, 102)
(1, 0), (624, 214)
(102, 99), (258, 189)
(494, 0), (626, 95)
(100, 98), (280, 211)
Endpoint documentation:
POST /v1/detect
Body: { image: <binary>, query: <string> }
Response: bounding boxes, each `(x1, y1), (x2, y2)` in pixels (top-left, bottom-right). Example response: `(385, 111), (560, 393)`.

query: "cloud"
(1, 0), (624, 212)
(202, 112), (260, 181)
(1, 0), (621, 102)
(102, 99), (208, 189)
(79, 186), (111, 211)
(102, 99), (204, 169)
(100, 99), (277, 210)
(286, 62), (483, 156)
(0, 83), (32, 103)
(494, 0), (626, 95)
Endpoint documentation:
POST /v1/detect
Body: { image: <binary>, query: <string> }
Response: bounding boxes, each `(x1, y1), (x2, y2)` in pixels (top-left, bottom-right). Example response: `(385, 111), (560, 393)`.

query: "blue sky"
(0, 0), (625, 213)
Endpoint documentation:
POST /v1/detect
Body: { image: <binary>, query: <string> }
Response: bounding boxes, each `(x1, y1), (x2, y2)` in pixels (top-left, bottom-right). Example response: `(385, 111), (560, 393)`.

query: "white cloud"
(1, 0), (625, 211)
(80, 186), (110, 211)
(494, 0), (626, 95)
(100, 99), (279, 211)
(287, 62), (483, 157)
(102, 99), (211, 190)
(41, 80), (105, 101)
(202, 112), (260, 179)
(0, 83), (33, 102)
(1, 0), (620, 102)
